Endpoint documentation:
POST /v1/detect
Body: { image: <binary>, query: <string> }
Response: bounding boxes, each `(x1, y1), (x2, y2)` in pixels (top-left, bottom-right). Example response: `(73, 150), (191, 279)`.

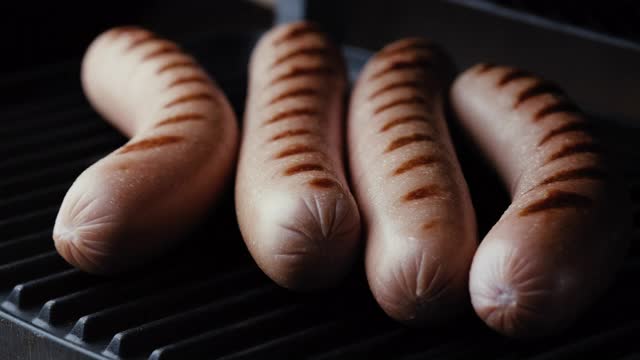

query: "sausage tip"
(366, 239), (469, 325)
(248, 190), (361, 291)
(469, 240), (573, 338)
(53, 214), (112, 275)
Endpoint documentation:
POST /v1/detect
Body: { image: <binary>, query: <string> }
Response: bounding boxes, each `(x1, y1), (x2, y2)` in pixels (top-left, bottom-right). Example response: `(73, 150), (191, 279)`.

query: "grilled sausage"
(451, 63), (632, 337)
(348, 38), (477, 323)
(53, 27), (239, 274)
(235, 22), (361, 290)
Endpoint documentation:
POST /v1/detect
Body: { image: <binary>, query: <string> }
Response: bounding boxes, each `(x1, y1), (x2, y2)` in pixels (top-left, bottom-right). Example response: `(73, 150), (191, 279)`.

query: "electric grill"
(1, 1), (639, 358)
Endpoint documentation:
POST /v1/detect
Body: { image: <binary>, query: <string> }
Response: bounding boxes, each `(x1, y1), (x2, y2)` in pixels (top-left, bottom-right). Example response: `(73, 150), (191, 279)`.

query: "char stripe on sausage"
(386, 133), (434, 153)
(269, 129), (313, 142)
(155, 113), (206, 127)
(380, 114), (430, 132)
(275, 144), (320, 159)
(125, 33), (156, 51)
(537, 167), (607, 187)
(538, 121), (590, 146)
(392, 155), (439, 176)
(533, 102), (580, 121)
(268, 65), (335, 86)
(373, 95), (427, 115)
(118, 135), (185, 154)
(157, 60), (197, 74)
(142, 43), (180, 61)
(309, 178), (339, 189)
(514, 82), (565, 108)
(264, 108), (319, 126)
(164, 92), (215, 108)
(167, 75), (210, 89)
(546, 141), (601, 163)
(369, 58), (434, 80)
(284, 163), (326, 176)
(475, 62), (497, 74)
(497, 69), (533, 87)
(368, 80), (425, 100)
(403, 184), (442, 202)
(270, 46), (330, 69)
(272, 22), (319, 46)
(267, 87), (319, 106)
(519, 190), (593, 216)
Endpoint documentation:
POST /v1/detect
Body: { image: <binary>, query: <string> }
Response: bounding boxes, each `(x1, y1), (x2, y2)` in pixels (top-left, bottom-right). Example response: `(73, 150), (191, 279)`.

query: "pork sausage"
(451, 63), (632, 337)
(235, 22), (361, 290)
(348, 38), (478, 324)
(53, 26), (239, 273)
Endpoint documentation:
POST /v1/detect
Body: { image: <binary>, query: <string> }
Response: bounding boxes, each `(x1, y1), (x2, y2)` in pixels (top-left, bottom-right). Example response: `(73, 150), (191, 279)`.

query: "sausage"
(53, 27), (239, 274)
(347, 38), (478, 323)
(235, 22), (361, 290)
(451, 63), (632, 337)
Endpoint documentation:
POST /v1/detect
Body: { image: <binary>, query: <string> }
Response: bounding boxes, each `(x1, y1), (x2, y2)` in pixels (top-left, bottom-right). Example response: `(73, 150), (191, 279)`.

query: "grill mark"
(380, 114), (429, 132)
(309, 178), (338, 189)
(144, 45), (180, 61)
(268, 65), (335, 86)
(533, 102), (580, 122)
(267, 87), (319, 106)
(284, 163), (325, 176)
(119, 135), (184, 154)
(269, 129), (312, 142)
(167, 75), (209, 88)
(111, 26), (142, 38)
(164, 92), (214, 109)
(142, 43), (180, 61)
(369, 56), (433, 80)
(538, 121), (590, 146)
(536, 167), (607, 188)
(393, 155), (438, 176)
(156, 113), (206, 127)
(125, 33), (156, 51)
(475, 63), (496, 74)
(273, 23), (319, 46)
(546, 141), (600, 163)
(373, 95), (427, 115)
(514, 82), (564, 108)
(264, 108), (318, 126)
(275, 144), (319, 159)
(519, 190), (592, 216)
(386, 134), (434, 153)
(157, 59), (197, 74)
(270, 46), (329, 69)
(403, 185), (441, 202)
(497, 69), (532, 87)
(377, 39), (435, 58)
(422, 219), (439, 230)
(368, 80), (424, 100)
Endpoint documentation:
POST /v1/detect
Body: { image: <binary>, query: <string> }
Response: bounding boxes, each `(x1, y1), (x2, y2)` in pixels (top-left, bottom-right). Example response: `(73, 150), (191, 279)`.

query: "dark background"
(0, 2), (272, 74)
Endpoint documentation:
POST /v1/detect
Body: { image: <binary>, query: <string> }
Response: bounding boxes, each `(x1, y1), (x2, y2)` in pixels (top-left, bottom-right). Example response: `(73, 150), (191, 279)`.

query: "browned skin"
(235, 22), (361, 290)
(451, 64), (632, 337)
(348, 38), (477, 324)
(53, 27), (238, 274)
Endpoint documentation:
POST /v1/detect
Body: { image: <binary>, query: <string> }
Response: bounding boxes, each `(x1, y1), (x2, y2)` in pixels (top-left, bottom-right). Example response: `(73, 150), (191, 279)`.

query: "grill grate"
(1, 31), (639, 359)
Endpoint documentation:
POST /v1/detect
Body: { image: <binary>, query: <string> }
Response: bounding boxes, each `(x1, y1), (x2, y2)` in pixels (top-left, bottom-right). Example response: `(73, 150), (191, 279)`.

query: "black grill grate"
(1, 31), (639, 359)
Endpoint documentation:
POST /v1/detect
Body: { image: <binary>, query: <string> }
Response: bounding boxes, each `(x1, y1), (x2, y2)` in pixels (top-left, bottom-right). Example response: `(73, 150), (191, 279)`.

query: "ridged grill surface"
(1, 32), (639, 359)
